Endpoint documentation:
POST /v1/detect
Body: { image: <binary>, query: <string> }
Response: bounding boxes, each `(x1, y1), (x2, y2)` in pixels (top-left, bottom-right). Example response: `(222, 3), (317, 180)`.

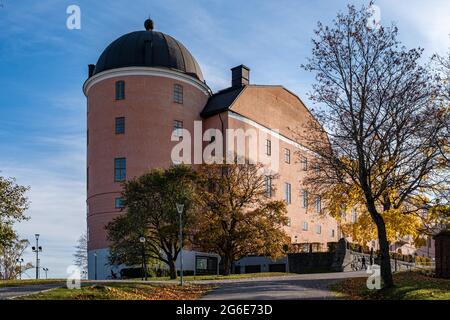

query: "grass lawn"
(0, 279), (65, 288)
(330, 271), (450, 300)
(17, 283), (213, 300)
(132, 272), (291, 281)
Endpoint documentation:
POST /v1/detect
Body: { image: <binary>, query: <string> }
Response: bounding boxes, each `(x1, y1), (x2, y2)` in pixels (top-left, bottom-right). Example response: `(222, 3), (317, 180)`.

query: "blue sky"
(0, 0), (449, 278)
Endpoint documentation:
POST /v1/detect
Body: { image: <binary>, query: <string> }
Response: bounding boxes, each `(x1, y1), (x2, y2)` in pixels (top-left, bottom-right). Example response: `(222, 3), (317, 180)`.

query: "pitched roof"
(200, 86), (245, 118)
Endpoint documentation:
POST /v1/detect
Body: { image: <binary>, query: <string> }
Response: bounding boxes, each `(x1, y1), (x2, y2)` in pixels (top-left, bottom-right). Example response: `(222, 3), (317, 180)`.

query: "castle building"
(83, 20), (339, 279)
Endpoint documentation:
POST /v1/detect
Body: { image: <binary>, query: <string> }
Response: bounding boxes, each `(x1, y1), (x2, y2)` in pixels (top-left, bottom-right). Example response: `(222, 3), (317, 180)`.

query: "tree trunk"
(373, 214), (394, 288)
(168, 259), (177, 280)
(222, 255), (232, 276)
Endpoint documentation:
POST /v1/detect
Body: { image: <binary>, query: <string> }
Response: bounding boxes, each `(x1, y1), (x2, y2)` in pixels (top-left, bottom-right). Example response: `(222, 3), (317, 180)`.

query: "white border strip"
(228, 111), (311, 153)
(83, 67), (211, 96)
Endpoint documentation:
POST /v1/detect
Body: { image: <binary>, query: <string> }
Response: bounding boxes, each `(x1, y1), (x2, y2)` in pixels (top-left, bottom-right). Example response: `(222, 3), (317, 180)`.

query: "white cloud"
(378, 0), (450, 56)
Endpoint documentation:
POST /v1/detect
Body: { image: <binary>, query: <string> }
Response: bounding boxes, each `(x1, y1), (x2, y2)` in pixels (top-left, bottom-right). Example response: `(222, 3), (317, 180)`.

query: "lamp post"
(139, 236), (147, 281)
(32, 234), (42, 279)
(176, 203), (184, 286)
(43, 268), (49, 279)
(94, 252), (98, 280)
(16, 258), (24, 280)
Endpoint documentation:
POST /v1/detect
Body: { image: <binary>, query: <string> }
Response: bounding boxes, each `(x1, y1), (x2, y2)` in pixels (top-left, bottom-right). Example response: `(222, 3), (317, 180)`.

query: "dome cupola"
(92, 19), (204, 82)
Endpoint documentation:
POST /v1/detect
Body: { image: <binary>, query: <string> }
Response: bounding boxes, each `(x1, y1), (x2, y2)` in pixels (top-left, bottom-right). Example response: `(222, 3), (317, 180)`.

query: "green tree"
(0, 237), (30, 280)
(193, 161), (289, 275)
(0, 175), (29, 248)
(106, 165), (198, 279)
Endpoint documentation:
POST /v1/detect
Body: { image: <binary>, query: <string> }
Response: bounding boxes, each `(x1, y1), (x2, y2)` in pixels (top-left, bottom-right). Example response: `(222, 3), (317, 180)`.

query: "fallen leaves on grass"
(72, 284), (212, 300)
(331, 271), (450, 300)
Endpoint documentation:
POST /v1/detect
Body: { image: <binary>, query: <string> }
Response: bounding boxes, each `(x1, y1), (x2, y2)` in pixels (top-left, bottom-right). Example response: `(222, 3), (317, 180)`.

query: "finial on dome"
(144, 18), (154, 31)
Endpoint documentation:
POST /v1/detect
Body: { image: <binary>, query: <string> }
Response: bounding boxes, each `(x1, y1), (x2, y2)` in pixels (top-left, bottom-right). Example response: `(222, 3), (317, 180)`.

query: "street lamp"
(42, 268), (49, 279)
(32, 234), (42, 279)
(139, 236), (147, 281)
(16, 258), (24, 280)
(93, 252), (98, 280)
(176, 203), (184, 286)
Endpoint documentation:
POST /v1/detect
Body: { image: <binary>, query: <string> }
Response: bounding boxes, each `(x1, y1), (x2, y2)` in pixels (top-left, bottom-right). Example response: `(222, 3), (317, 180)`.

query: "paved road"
(201, 271), (367, 300)
(0, 283), (63, 300)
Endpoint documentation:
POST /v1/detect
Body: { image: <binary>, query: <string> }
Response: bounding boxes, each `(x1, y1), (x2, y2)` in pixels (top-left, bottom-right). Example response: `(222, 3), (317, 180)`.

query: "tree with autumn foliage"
(192, 161), (289, 275)
(297, 3), (449, 288)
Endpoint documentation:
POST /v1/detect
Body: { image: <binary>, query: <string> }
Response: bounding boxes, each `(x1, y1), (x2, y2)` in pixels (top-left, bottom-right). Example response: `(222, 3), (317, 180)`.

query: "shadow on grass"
(330, 271), (450, 300)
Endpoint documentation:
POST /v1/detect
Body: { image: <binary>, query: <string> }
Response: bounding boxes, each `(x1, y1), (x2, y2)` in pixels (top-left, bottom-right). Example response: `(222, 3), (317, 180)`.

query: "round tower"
(83, 20), (210, 279)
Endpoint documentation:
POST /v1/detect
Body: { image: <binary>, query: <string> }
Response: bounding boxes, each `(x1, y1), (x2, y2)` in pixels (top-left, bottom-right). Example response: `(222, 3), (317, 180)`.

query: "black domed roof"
(93, 29), (204, 82)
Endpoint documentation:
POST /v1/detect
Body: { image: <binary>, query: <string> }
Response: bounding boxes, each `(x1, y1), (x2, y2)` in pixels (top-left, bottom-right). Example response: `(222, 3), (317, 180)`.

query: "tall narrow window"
(331, 229), (335, 238)
(315, 195), (321, 213)
(265, 176), (273, 197)
(115, 197), (124, 209)
(115, 80), (125, 100)
(173, 84), (183, 104)
(115, 117), (125, 134)
(301, 156), (308, 171)
(301, 190), (308, 209)
(284, 182), (291, 204)
(114, 158), (126, 182)
(316, 225), (322, 234)
(87, 129), (89, 145)
(284, 148), (291, 164)
(266, 139), (272, 156)
(173, 120), (183, 139)
(302, 221), (308, 231)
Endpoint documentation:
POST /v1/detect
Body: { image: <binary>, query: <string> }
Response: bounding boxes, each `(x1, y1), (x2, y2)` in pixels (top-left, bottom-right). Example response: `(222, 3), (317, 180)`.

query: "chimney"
(231, 65), (250, 87)
(88, 64), (95, 78)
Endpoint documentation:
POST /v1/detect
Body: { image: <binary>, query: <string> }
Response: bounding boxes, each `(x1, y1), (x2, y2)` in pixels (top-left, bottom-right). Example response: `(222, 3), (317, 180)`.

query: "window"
(284, 148), (290, 164)
(302, 221), (308, 231)
(173, 84), (183, 104)
(301, 156), (308, 171)
(87, 129), (89, 145)
(315, 196), (321, 213)
(331, 229), (335, 238)
(265, 139), (271, 156)
(115, 117), (125, 134)
(173, 120), (183, 139)
(115, 80), (125, 100)
(316, 225), (322, 234)
(87, 226), (90, 242)
(351, 208), (357, 223)
(284, 182), (291, 204)
(114, 158), (126, 182)
(315, 163), (320, 174)
(265, 176), (273, 197)
(115, 197), (124, 209)
(301, 190), (308, 209)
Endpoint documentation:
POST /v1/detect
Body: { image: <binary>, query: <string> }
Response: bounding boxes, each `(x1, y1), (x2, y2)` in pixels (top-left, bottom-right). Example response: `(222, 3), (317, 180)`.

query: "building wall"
(226, 86), (339, 245)
(86, 75), (339, 278)
(86, 73), (209, 252)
